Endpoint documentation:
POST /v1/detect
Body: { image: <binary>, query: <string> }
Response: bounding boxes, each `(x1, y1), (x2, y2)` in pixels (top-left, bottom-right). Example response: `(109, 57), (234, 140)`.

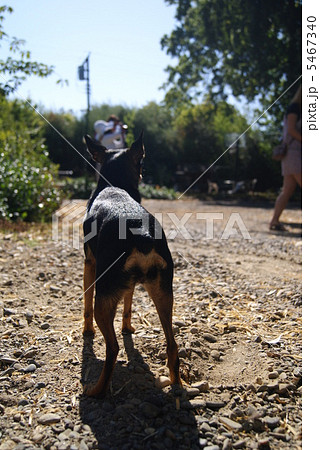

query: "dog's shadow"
(79, 333), (199, 449)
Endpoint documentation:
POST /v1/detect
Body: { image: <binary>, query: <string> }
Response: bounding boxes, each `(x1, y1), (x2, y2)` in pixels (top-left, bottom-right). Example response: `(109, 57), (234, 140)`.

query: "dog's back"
(84, 186), (173, 298)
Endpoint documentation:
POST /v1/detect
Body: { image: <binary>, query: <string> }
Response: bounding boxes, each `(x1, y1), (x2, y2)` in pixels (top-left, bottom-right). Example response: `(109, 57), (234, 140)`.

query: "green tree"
(43, 111), (85, 174)
(172, 101), (253, 189)
(0, 97), (60, 221)
(161, 0), (301, 113)
(0, 5), (54, 95)
(132, 102), (178, 186)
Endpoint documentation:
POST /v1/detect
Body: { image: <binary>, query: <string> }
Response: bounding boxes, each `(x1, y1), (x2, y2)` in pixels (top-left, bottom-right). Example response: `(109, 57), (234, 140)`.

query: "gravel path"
(0, 199), (302, 449)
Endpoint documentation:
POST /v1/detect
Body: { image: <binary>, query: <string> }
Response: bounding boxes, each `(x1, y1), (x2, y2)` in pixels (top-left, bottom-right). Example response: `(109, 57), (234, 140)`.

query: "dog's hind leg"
(145, 277), (181, 386)
(85, 294), (120, 397)
(122, 287), (136, 334)
(83, 245), (96, 335)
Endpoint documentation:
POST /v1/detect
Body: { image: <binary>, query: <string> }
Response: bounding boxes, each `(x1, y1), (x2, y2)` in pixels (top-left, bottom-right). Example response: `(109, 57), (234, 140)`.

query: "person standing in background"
(269, 85), (302, 231)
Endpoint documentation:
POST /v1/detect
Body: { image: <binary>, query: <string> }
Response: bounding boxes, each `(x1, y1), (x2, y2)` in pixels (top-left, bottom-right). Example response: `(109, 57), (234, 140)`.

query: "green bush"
(139, 183), (178, 200)
(57, 176), (96, 200)
(0, 134), (61, 221)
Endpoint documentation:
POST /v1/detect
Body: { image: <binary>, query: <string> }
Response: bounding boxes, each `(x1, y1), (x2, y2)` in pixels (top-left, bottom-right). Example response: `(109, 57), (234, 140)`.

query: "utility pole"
(78, 54), (91, 190)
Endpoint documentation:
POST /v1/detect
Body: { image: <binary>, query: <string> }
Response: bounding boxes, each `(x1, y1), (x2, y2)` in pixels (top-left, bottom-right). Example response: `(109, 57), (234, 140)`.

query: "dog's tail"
(127, 229), (155, 255)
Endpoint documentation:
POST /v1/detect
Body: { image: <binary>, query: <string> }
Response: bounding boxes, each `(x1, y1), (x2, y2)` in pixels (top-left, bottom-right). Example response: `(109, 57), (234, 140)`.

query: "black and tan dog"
(82, 133), (181, 397)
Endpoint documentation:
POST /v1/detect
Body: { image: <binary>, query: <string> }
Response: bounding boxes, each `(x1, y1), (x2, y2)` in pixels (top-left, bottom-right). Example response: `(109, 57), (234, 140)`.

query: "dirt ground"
(0, 198), (302, 449)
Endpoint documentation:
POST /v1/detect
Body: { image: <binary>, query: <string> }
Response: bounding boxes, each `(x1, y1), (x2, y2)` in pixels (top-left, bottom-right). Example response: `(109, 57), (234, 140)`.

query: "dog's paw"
(121, 325), (135, 334)
(83, 383), (104, 398)
(82, 327), (95, 337)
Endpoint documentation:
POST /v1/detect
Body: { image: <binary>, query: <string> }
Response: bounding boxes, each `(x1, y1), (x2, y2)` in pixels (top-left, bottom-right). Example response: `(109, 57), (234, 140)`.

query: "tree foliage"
(161, 0), (302, 112)
(0, 5), (54, 95)
(0, 97), (60, 221)
(43, 100), (281, 192)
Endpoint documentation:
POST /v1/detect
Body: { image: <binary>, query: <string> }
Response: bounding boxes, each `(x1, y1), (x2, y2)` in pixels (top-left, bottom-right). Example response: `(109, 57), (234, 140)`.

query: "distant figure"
(94, 115), (126, 149)
(93, 115), (127, 180)
(269, 85), (302, 231)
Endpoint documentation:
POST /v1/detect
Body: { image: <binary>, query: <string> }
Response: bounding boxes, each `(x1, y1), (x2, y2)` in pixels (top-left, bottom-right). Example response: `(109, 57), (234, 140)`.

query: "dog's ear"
(129, 131), (145, 164)
(84, 135), (107, 163)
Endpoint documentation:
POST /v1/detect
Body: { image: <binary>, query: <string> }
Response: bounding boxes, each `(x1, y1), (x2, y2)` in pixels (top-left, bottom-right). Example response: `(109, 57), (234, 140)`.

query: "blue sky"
(3, 0), (177, 113)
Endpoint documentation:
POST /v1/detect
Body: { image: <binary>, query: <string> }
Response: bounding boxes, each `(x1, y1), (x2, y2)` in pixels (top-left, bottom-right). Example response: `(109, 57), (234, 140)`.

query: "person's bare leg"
(293, 173), (302, 188)
(270, 175), (297, 228)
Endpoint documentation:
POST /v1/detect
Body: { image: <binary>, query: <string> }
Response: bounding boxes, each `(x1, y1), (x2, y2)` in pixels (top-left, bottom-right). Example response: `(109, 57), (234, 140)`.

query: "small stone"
(206, 401), (225, 410)
(219, 417), (242, 431)
(24, 347), (38, 358)
(211, 350), (220, 360)
(25, 311), (34, 322)
(267, 381), (279, 392)
(0, 355), (17, 365)
(257, 384), (268, 392)
(50, 285), (60, 292)
(24, 364), (37, 373)
(186, 387), (200, 398)
(278, 383), (290, 395)
(64, 418), (74, 429)
(273, 427), (286, 434)
(155, 376), (171, 388)
(31, 431), (44, 443)
(69, 431), (80, 439)
(199, 437), (208, 447)
(40, 323), (50, 330)
(38, 413), (61, 425)
(268, 371), (279, 379)
(230, 407), (244, 419)
(222, 438), (232, 450)
(203, 333), (217, 343)
(191, 380), (209, 392)
(3, 308), (17, 316)
(246, 405), (261, 419)
(18, 399), (29, 406)
(79, 441), (89, 450)
(233, 440), (247, 449)
(263, 416), (280, 429)
(58, 429), (72, 441)
(178, 347), (189, 358)
(144, 427), (156, 435)
(174, 320), (186, 327)
(200, 422), (211, 433)
(269, 432), (288, 441)
(189, 399), (206, 409)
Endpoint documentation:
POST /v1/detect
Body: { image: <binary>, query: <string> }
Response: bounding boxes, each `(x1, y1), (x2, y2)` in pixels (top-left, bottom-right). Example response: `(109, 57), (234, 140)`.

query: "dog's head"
(85, 132), (145, 202)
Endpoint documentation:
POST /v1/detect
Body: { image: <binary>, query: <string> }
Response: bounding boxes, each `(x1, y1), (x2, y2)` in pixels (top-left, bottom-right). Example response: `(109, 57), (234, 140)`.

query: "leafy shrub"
(0, 134), (61, 221)
(57, 176), (96, 200)
(139, 183), (178, 200)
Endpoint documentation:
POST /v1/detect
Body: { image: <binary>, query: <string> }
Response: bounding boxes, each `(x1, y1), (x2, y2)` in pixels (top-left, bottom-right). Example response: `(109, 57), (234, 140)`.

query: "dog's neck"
(88, 177), (141, 211)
